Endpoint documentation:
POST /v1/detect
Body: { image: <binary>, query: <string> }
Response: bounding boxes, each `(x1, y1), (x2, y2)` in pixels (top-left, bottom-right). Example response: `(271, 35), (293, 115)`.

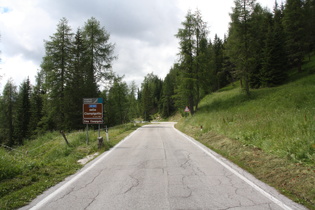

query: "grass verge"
(176, 56), (315, 209)
(0, 123), (141, 210)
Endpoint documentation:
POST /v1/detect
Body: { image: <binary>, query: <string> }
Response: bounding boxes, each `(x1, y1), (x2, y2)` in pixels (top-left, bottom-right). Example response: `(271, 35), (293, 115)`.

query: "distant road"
(22, 122), (306, 210)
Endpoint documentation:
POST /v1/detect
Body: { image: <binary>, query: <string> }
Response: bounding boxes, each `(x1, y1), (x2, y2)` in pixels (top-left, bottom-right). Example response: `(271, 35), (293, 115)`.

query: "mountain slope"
(176, 55), (315, 209)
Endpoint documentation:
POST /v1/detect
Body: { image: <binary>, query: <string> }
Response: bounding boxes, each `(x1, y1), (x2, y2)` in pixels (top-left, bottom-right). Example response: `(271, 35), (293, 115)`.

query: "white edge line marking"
(173, 126), (293, 210)
(30, 129), (138, 210)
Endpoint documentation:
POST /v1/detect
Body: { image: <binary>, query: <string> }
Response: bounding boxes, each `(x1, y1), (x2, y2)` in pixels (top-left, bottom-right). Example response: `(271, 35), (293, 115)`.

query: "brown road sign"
(83, 98), (104, 124)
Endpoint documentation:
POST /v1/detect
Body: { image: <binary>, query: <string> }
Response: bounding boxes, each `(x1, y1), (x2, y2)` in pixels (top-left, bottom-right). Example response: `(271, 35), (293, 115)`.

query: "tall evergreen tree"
(304, 0), (315, 59)
(41, 17), (73, 130)
(261, 2), (288, 87)
(82, 17), (116, 97)
(226, 0), (256, 96)
(247, 4), (272, 88)
(127, 81), (140, 121)
(64, 28), (87, 130)
(29, 71), (45, 135)
(283, 0), (306, 72)
(1, 79), (17, 146)
(161, 66), (177, 118)
(107, 76), (129, 125)
(140, 73), (162, 120)
(212, 35), (230, 90)
(193, 10), (208, 109)
(15, 78), (31, 144)
(175, 10), (208, 114)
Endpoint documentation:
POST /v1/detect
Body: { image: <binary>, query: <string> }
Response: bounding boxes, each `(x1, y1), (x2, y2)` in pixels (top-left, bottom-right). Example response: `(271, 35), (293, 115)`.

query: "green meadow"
(176, 55), (315, 208)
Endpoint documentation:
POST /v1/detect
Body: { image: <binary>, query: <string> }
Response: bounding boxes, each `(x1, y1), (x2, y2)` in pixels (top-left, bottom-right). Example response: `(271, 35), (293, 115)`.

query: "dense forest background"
(0, 0), (315, 146)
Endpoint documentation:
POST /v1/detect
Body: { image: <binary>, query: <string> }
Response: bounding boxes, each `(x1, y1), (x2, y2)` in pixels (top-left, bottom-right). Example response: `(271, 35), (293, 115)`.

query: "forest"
(0, 0), (315, 147)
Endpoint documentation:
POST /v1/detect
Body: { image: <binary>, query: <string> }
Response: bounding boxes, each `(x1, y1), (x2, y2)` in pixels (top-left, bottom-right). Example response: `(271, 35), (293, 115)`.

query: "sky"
(0, 0), (277, 92)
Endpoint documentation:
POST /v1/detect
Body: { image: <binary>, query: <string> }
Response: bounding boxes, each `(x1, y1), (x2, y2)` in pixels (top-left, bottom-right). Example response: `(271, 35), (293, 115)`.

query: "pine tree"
(247, 4), (272, 88)
(140, 73), (162, 120)
(64, 29), (87, 130)
(127, 81), (140, 121)
(261, 2), (288, 87)
(82, 17), (116, 97)
(226, 0), (257, 96)
(193, 10), (208, 109)
(41, 17), (73, 130)
(29, 71), (45, 135)
(304, 0), (315, 59)
(15, 78), (31, 144)
(212, 35), (229, 90)
(161, 67), (177, 118)
(283, 0), (306, 72)
(107, 76), (129, 125)
(1, 79), (17, 146)
(175, 10), (208, 114)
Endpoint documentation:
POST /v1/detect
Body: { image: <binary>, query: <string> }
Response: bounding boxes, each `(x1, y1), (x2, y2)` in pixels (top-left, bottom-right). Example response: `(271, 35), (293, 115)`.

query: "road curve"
(22, 122), (306, 210)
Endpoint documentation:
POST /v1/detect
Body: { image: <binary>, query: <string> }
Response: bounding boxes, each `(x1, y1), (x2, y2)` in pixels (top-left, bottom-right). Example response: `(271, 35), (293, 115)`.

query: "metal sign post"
(86, 124), (89, 145)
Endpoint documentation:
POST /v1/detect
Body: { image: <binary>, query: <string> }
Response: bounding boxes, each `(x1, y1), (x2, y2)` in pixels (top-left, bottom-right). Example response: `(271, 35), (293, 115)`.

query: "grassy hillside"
(0, 123), (140, 209)
(176, 55), (315, 208)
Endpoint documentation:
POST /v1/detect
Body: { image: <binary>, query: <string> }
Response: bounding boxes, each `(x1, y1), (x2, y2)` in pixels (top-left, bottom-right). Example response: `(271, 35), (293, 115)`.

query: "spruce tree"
(41, 17), (73, 130)
(161, 67), (177, 118)
(64, 29), (87, 129)
(1, 79), (17, 146)
(261, 2), (288, 87)
(175, 10), (208, 114)
(29, 71), (45, 135)
(283, 0), (306, 72)
(226, 0), (257, 96)
(304, 0), (315, 59)
(107, 76), (129, 125)
(15, 78), (31, 144)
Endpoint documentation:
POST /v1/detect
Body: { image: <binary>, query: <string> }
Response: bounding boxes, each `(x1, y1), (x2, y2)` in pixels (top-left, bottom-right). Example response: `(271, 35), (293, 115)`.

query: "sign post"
(83, 98), (104, 144)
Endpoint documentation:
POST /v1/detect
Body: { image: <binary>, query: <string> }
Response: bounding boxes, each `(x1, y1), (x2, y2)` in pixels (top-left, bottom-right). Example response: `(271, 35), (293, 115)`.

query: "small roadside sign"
(184, 106), (190, 112)
(83, 98), (104, 124)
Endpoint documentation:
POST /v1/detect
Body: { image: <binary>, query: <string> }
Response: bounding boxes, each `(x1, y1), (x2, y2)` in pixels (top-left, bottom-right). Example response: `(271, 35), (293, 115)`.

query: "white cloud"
(0, 0), (278, 93)
(1, 54), (38, 88)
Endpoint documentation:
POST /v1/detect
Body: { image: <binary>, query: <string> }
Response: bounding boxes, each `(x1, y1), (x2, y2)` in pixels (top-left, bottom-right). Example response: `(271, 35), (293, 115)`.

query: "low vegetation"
(0, 123), (140, 209)
(176, 56), (315, 209)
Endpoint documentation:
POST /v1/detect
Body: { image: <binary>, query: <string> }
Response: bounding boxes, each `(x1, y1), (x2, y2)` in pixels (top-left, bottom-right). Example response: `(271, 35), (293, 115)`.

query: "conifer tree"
(15, 78), (31, 144)
(175, 10), (208, 114)
(1, 79), (17, 146)
(283, 0), (306, 72)
(140, 73), (162, 120)
(82, 17), (116, 97)
(29, 71), (45, 135)
(64, 29), (87, 129)
(304, 0), (315, 59)
(127, 81), (140, 121)
(41, 17), (73, 130)
(226, 0), (257, 96)
(107, 76), (129, 125)
(161, 67), (177, 118)
(261, 2), (288, 87)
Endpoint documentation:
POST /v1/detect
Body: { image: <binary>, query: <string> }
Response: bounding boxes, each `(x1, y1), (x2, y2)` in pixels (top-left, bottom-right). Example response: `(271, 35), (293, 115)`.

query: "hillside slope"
(176, 55), (315, 209)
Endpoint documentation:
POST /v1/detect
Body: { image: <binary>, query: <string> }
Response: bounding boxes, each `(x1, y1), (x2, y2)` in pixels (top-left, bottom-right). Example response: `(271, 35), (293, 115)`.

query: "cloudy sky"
(0, 0), (277, 92)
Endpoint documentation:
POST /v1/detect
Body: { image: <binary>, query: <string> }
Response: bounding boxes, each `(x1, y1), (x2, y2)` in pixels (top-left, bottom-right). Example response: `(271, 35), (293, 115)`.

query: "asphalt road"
(22, 122), (306, 210)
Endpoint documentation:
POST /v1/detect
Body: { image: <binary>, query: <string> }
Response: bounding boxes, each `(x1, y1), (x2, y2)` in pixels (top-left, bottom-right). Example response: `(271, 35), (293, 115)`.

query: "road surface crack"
(123, 175), (140, 194)
(84, 191), (100, 210)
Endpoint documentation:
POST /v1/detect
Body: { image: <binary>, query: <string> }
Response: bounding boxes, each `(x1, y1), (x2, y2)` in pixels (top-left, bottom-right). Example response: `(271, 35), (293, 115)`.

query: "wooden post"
(60, 130), (70, 146)
(86, 124), (89, 145)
